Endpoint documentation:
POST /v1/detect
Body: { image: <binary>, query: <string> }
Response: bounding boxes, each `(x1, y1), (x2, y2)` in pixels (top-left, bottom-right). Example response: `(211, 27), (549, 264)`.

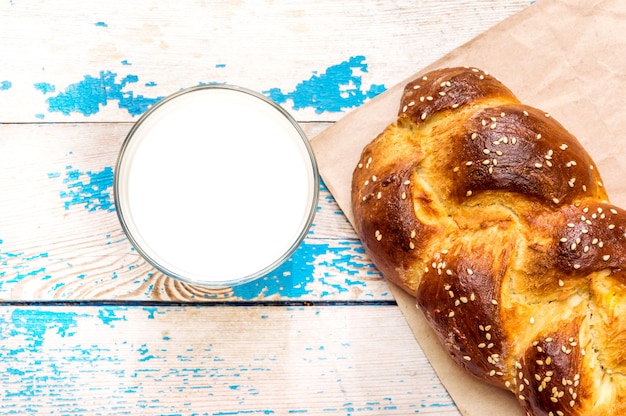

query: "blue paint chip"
(33, 82), (56, 94)
(264, 55), (386, 113)
(0, 80), (12, 91)
(7, 309), (85, 349)
(58, 165), (115, 212)
(229, 238), (378, 300)
(46, 71), (164, 117)
(95, 21), (108, 27)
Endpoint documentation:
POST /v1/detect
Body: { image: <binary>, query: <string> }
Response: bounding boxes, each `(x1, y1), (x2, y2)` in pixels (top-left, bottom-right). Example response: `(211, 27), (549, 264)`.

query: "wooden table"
(0, 1), (532, 414)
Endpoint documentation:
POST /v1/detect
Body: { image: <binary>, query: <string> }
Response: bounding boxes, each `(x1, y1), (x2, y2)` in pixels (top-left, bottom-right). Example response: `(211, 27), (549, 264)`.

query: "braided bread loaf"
(351, 67), (626, 416)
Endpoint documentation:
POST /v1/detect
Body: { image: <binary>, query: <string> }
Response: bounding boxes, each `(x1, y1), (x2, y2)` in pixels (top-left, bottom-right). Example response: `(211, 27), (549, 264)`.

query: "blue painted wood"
(0, 304), (459, 415)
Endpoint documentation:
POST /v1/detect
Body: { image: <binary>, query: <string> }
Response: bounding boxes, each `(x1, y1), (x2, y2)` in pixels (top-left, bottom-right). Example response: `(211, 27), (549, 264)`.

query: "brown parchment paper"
(310, 0), (626, 414)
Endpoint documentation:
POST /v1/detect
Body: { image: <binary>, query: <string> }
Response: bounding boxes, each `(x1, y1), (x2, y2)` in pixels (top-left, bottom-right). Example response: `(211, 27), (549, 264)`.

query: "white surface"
(116, 86), (318, 285)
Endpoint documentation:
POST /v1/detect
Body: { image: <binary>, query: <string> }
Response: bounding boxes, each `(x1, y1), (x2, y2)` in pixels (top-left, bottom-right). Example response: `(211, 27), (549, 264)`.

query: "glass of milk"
(115, 85), (319, 288)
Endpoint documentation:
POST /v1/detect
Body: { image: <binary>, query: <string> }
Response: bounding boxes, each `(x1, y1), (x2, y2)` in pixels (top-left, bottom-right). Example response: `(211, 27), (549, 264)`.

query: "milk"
(115, 86), (319, 287)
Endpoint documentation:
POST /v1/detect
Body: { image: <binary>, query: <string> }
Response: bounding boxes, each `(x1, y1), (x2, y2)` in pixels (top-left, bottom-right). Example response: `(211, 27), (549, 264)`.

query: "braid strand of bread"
(351, 67), (626, 416)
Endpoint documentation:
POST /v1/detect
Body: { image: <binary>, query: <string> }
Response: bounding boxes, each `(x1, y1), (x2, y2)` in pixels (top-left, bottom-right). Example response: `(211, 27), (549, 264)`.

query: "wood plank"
(0, 0), (531, 123)
(0, 304), (460, 415)
(0, 123), (388, 302)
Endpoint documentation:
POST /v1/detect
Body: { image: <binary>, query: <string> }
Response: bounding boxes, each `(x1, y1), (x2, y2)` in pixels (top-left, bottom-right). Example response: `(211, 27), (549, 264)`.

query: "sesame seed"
(466, 161), (473, 166)
(402, 105), (408, 113)
(573, 264), (581, 269)
(483, 148), (491, 154)
(421, 112), (427, 120)
(377, 191), (382, 199)
(372, 175), (377, 182)
(536, 133), (542, 140)
(448, 311), (455, 317)
(560, 144), (568, 150)
(553, 198), (560, 204)
(523, 110), (529, 116)
(413, 84), (420, 89)
(467, 268), (474, 275)
(530, 317), (535, 324)
(603, 255), (611, 261)
(401, 192), (407, 200)
(609, 224), (616, 229)
(559, 280), (564, 287)
(490, 122), (497, 129)
(466, 190), (473, 197)
(463, 356), (472, 361)
(410, 230), (416, 238)
(535, 163), (543, 168)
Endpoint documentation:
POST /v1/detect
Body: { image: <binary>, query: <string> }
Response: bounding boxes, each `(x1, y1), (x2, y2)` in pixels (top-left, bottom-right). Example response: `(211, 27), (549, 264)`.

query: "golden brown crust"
(350, 66), (626, 415)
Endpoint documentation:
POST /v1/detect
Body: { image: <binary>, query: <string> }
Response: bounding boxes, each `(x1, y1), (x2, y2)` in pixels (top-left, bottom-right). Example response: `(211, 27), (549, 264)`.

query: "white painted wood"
(0, 0), (531, 123)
